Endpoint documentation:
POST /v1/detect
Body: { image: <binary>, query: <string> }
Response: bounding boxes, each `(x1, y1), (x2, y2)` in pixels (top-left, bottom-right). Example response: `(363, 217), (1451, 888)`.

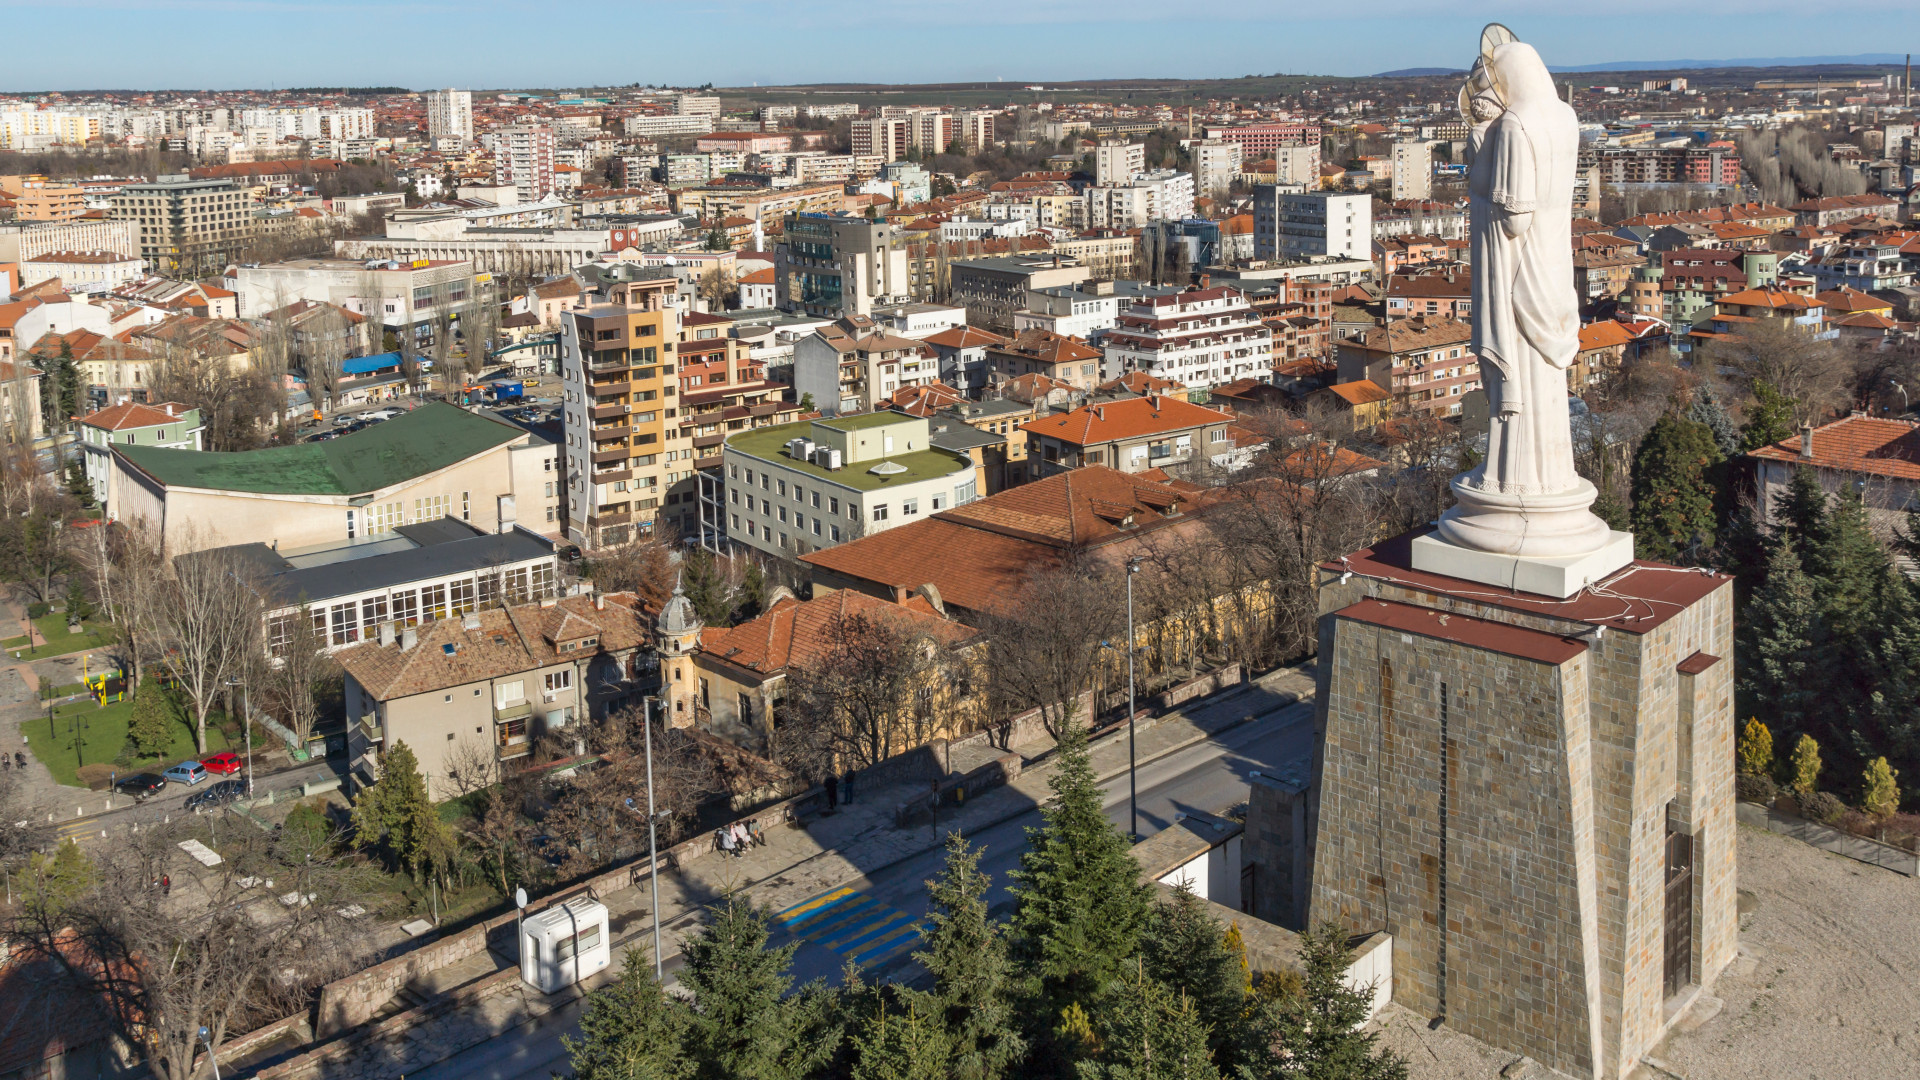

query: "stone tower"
(1307, 534), (1736, 1079)
(654, 579), (703, 728)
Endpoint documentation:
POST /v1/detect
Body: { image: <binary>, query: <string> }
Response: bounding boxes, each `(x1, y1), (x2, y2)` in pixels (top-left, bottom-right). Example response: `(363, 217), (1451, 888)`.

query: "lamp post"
(1126, 555), (1142, 842)
(224, 675), (252, 796)
(643, 696), (664, 982)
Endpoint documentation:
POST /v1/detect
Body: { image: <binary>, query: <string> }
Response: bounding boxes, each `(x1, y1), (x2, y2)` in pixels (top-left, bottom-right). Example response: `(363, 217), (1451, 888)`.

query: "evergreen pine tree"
(1075, 963), (1220, 1080)
(1629, 413), (1723, 563)
(1009, 722), (1154, 1021)
(680, 548), (735, 627)
(851, 996), (954, 1080)
(349, 740), (438, 878)
(1770, 466), (1828, 553)
(1737, 718), (1774, 778)
(916, 834), (1025, 1080)
(1243, 923), (1407, 1080)
(126, 686), (177, 759)
(1140, 888), (1247, 1073)
(1866, 574), (1920, 795)
(1804, 485), (1889, 642)
(1734, 541), (1823, 745)
(1739, 380), (1797, 451)
(1687, 386), (1741, 458)
(563, 949), (694, 1080)
(681, 893), (829, 1080)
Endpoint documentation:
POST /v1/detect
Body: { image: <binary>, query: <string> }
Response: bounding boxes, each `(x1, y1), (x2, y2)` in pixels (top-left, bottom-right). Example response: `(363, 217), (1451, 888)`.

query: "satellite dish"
(1479, 23), (1518, 62)
(515, 886), (529, 909)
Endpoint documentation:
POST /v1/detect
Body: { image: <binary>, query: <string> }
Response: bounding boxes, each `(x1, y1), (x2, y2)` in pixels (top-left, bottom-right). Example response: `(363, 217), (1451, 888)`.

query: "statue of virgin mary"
(1433, 27), (1614, 559)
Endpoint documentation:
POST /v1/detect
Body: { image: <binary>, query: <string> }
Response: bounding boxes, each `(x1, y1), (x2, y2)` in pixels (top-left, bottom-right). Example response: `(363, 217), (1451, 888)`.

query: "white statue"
(1433, 26), (1613, 561)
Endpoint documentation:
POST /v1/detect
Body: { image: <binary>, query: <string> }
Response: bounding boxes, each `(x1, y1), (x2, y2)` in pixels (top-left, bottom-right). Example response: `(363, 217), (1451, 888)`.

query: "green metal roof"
(115, 402), (523, 496)
(726, 419), (972, 494)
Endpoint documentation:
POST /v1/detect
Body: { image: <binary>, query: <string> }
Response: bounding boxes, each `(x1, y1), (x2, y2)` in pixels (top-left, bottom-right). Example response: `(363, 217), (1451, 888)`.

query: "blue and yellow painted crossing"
(774, 886), (924, 968)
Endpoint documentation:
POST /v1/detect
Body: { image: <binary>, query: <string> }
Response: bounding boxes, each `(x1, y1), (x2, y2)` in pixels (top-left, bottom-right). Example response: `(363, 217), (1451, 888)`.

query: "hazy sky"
(5, 1), (1918, 91)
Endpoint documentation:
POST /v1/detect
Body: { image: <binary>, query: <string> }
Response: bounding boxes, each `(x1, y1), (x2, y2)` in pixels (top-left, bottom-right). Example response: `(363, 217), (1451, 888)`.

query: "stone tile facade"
(1307, 540), (1736, 1080)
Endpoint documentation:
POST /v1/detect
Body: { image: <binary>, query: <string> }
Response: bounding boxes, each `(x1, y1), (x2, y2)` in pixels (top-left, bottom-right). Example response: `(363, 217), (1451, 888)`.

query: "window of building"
(831, 525), (842, 542)
(777, 479), (787, 496)
(422, 583), (448, 621)
(902, 498), (918, 515)
(392, 589), (419, 627)
(872, 504), (889, 521)
(329, 602), (359, 646)
(931, 493), (946, 510)
(812, 519), (822, 536)
(828, 497), (840, 514)
(810, 491), (820, 508)
(545, 669), (572, 692)
(449, 577), (476, 615)
(954, 478), (978, 504)
(778, 506), (788, 523)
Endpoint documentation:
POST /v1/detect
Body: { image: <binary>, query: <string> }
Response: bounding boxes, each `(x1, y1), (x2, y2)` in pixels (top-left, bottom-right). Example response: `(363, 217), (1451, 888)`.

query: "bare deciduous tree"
(775, 612), (971, 775)
(979, 561), (1123, 740)
(1702, 317), (1857, 427)
(136, 540), (264, 753)
(259, 603), (334, 749)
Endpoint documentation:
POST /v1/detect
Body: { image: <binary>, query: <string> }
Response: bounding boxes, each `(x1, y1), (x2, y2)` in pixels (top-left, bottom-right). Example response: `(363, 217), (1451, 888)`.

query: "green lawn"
(21, 693), (233, 788)
(3, 614), (115, 662)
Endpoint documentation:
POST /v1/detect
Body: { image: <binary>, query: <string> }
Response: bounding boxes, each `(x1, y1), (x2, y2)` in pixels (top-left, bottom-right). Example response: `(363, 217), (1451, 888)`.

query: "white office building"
(1253, 188), (1371, 262)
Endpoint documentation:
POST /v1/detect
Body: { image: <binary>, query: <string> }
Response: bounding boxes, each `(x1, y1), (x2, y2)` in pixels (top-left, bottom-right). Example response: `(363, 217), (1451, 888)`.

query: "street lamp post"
(225, 676), (252, 796)
(1125, 562), (1138, 841)
(643, 696), (664, 982)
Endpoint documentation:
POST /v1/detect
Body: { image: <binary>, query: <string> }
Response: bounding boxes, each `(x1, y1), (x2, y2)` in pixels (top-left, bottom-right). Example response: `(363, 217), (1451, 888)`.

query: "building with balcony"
(559, 272), (680, 549)
(1334, 315), (1480, 417)
(1253, 188), (1371, 262)
(108, 173), (256, 278)
(985, 328), (1104, 394)
(949, 255), (1092, 330)
(229, 257), (478, 348)
(775, 212), (912, 319)
(669, 312), (805, 545)
(1099, 285), (1273, 393)
(76, 400), (201, 505)
(1020, 394), (1236, 477)
(333, 589), (654, 799)
(719, 412), (977, 561)
(793, 315), (939, 416)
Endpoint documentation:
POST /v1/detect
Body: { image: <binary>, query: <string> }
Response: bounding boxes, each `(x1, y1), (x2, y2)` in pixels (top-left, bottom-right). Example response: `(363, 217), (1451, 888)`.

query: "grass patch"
(438, 788), (490, 824)
(3, 614), (115, 662)
(21, 693), (233, 788)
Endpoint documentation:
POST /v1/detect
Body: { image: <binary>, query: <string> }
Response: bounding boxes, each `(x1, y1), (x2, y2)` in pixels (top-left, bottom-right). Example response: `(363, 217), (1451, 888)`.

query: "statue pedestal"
(1409, 529), (1634, 599)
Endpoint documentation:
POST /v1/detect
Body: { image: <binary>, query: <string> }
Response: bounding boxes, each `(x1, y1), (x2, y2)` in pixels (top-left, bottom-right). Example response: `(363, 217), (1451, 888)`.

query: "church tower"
(654, 580), (704, 728)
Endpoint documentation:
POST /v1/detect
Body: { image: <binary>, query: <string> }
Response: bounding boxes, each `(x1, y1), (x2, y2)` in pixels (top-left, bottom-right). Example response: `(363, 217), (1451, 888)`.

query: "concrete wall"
(1246, 765), (1312, 929)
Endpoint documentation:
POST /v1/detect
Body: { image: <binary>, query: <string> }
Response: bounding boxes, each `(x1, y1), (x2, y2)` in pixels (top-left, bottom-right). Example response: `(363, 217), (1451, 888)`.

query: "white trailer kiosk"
(520, 897), (611, 992)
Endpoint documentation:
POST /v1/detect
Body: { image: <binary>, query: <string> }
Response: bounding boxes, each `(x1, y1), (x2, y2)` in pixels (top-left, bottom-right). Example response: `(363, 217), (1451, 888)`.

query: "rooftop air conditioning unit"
(795, 438), (816, 459)
(824, 448), (843, 471)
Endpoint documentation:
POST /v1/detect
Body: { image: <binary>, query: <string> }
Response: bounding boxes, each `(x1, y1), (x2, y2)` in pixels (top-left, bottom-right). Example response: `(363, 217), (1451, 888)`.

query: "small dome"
(656, 577), (702, 637)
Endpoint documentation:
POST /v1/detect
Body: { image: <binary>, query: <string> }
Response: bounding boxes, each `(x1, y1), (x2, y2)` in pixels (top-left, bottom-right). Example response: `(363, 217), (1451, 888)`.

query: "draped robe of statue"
(1435, 41), (1613, 559)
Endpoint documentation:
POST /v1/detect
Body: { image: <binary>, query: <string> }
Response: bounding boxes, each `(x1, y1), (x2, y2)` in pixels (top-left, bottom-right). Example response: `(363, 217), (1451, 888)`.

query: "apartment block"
(0, 175), (87, 222)
(1253, 187), (1371, 262)
(492, 124), (557, 204)
(1095, 140), (1146, 186)
(558, 273), (680, 548)
(1101, 285), (1274, 392)
(1391, 141), (1434, 201)
(851, 117), (908, 162)
(1191, 139), (1244, 198)
(109, 173), (255, 278)
(426, 89), (473, 145)
(775, 212), (911, 318)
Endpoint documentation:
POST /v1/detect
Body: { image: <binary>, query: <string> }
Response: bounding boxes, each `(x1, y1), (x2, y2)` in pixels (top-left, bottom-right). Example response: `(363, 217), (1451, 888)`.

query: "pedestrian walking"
(843, 769), (857, 806)
(823, 772), (839, 810)
(14, 752), (23, 770)
(161, 874), (171, 897)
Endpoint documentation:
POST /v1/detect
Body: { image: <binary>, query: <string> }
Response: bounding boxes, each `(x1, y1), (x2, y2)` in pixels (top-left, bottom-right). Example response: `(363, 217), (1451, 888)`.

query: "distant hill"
(1378, 53), (1904, 78)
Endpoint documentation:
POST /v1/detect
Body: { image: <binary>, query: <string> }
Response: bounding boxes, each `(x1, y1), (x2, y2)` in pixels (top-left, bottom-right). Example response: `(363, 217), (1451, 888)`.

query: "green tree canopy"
(1630, 412), (1723, 563)
(564, 949), (694, 1080)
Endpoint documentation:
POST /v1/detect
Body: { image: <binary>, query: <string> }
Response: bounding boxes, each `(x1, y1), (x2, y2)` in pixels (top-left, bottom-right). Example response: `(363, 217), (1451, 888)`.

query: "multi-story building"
(793, 315), (939, 416)
(1390, 141), (1433, 201)
(0, 175), (86, 222)
(672, 93), (723, 118)
(851, 117), (907, 162)
(1270, 144), (1322, 186)
(76, 400), (201, 505)
(1100, 285), (1274, 392)
(775, 213), (912, 318)
(949, 255), (1093, 330)
(1591, 144), (1742, 189)
(1204, 121), (1322, 156)
(719, 412), (978, 561)
(1253, 188), (1371, 262)
(492, 125), (557, 204)
(1086, 170), (1195, 229)
(20, 250), (144, 295)
(558, 273), (683, 548)
(109, 174), (255, 278)
(958, 110), (996, 152)
(1095, 140), (1146, 186)
(1190, 139), (1244, 198)
(1334, 314), (1480, 417)
(905, 110), (953, 154)
(1021, 394), (1236, 477)
(230, 257), (476, 349)
(985, 328), (1104, 393)
(623, 114), (714, 138)
(0, 219), (138, 263)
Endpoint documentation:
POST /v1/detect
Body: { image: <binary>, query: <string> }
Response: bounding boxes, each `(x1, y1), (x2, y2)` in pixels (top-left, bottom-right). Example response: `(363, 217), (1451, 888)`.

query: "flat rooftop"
(727, 418), (971, 493)
(189, 518), (556, 609)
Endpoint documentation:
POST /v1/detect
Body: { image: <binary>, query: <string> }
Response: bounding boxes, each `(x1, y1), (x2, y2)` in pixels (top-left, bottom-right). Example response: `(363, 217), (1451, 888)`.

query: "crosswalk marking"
(774, 887), (924, 968)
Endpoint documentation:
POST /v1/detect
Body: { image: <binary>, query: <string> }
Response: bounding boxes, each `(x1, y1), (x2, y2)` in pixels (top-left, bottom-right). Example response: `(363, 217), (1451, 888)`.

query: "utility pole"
(1127, 555), (1142, 841)
(644, 696), (664, 981)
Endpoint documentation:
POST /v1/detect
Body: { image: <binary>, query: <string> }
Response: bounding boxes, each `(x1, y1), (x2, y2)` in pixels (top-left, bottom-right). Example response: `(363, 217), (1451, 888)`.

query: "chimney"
(400, 627), (418, 651)
(595, 592), (607, 611)
(1800, 423), (1814, 459)
(377, 621), (396, 647)
(1200, 274), (1210, 289)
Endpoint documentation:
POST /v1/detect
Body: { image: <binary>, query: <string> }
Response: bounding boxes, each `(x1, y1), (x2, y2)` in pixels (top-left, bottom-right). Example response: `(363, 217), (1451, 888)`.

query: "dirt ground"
(1372, 822), (1920, 1080)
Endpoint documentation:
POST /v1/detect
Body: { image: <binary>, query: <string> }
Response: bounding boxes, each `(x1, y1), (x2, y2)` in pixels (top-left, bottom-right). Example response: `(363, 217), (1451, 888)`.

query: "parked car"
(114, 773), (168, 801)
(362, 408), (400, 421)
(202, 751), (243, 775)
(186, 779), (248, 814)
(164, 761), (209, 787)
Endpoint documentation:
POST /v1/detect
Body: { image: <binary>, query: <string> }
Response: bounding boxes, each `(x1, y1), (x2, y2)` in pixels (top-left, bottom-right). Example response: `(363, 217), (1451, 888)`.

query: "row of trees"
(563, 726), (1405, 1080)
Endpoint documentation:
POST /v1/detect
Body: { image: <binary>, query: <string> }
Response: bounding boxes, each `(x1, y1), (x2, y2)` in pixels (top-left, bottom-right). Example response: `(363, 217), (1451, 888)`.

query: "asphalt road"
(406, 700), (1317, 1080)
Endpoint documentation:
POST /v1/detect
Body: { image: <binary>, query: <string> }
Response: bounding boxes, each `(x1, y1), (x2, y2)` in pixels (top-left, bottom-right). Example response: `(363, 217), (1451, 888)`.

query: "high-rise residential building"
(426, 89), (473, 146)
(1095, 140), (1146, 186)
(958, 110), (996, 152)
(1391, 140), (1434, 201)
(1271, 144), (1323, 186)
(557, 272), (680, 548)
(775, 213), (912, 318)
(492, 124), (557, 204)
(671, 93), (723, 118)
(905, 110), (952, 154)
(109, 173), (255, 278)
(1101, 286), (1273, 391)
(1086, 170), (1195, 229)
(1252, 187), (1371, 262)
(850, 117), (907, 162)
(1190, 139), (1244, 198)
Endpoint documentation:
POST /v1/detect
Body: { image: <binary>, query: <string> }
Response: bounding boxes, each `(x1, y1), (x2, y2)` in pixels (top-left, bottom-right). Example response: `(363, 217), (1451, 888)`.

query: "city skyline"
(4, 3), (1918, 91)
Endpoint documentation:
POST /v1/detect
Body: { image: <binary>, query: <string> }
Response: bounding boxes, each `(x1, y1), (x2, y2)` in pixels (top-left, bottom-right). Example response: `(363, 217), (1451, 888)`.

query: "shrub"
(26, 602), (49, 619)
(1790, 734), (1822, 795)
(1735, 773), (1777, 805)
(1862, 757), (1901, 819)
(1737, 718), (1774, 776)
(1800, 790), (1846, 825)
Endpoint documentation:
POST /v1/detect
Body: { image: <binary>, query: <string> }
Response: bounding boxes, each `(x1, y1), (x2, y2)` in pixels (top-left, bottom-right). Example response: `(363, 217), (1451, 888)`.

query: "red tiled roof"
(1321, 380), (1391, 407)
(1577, 321), (1635, 352)
(923, 325), (1007, 349)
(698, 591), (971, 676)
(1747, 415), (1920, 481)
(78, 401), (192, 432)
(1019, 394), (1227, 446)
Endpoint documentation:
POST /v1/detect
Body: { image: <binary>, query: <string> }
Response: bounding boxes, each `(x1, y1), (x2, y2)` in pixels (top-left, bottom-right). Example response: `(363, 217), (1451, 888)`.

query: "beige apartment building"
(558, 272), (680, 548)
(109, 174), (256, 277)
(0, 175), (88, 222)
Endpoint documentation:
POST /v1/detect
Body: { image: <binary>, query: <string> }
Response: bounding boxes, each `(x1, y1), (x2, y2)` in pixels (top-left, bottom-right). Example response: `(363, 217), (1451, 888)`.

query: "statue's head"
(1461, 23), (1561, 125)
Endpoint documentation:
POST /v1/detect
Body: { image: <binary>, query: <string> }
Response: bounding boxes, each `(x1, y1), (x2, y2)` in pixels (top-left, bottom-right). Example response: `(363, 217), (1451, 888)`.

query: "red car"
(201, 752), (243, 776)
